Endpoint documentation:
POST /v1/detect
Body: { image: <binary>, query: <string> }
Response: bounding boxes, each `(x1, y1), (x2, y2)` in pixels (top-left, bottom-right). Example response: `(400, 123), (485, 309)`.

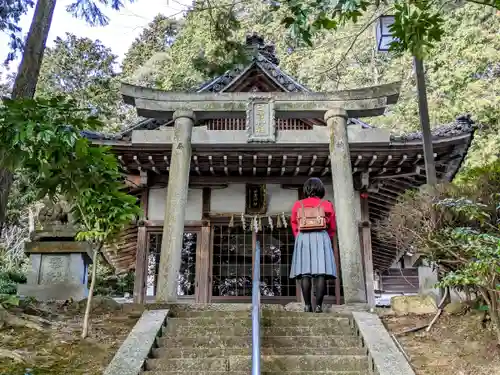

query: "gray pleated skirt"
(290, 231), (337, 279)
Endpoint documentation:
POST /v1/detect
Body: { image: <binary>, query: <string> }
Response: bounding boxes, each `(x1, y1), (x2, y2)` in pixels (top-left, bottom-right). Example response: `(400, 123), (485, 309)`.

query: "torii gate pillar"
(156, 110), (195, 302)
(325, 108), (367, 304)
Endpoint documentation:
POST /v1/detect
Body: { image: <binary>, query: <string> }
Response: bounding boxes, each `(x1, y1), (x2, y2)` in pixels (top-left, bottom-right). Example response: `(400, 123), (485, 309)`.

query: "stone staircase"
(141, 308), (370, 375)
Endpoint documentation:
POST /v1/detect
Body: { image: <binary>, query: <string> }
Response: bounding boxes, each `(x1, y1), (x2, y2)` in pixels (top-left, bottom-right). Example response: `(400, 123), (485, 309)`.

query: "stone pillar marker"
(156, 109), (195, 302)
(17, 200), (93, 301)
(324, 108), (367, 304)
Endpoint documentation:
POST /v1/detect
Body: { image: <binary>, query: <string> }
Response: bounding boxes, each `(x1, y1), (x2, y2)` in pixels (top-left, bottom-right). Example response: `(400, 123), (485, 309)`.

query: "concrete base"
(17, 282), (89, 301)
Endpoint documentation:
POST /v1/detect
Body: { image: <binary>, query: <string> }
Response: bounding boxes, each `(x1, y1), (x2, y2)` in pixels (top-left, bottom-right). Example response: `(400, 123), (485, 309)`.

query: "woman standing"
(290, 177), (337, 313)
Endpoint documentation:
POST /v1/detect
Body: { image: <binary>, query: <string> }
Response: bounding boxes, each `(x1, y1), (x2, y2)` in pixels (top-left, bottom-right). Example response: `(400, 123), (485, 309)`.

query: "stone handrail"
(103, 309), (169, 375)
(352, 311), (416, 375)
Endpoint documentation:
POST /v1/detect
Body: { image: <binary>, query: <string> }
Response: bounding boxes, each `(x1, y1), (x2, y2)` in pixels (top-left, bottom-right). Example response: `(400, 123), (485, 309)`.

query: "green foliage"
(121, 14), (181, 76)
(0, 0), (34, 63)
(389, 1), (444, 57)
(0, 269), (26, 295)
(3, 0), (135, 64)
(0, 96), (142, 247)
(0, 293), (20, 308)
(182, 0), (499, 73)
(266, 0), (499, 58)
(127, 0), (263, 88)
(381, 160), (500, 340)
(0, 96), (100, 185)
(93, 262), (134, 296)
(5, 172), (38, 226)
(36, 33), (127, 130)
(65, 0), (134, 27)
(437, 228), (500, 290)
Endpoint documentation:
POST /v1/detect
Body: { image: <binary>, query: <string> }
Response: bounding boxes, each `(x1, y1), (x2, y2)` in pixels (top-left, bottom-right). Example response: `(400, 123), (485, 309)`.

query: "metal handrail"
(251, 240), (262, 375)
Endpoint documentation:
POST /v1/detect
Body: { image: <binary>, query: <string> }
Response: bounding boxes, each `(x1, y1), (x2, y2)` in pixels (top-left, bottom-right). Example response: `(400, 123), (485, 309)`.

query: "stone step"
(163, 323), (353, 336)
(158, 335), (361, 348)
(152, 346), (367, 358)
(169, 310), (352, 318)
(143, 371), (368, 375)
(145, 355), (369, 372)
(167, 315), (351, 327)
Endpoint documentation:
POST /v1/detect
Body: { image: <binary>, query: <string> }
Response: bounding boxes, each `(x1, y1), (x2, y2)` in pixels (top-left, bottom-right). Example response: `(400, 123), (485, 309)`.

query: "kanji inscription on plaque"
(246, 97), (276, 143)
(39, 255), (70, 284)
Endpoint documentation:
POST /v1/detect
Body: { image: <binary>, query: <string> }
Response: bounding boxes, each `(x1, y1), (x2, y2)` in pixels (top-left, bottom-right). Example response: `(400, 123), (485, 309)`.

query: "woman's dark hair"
(303, 177), (325, 198)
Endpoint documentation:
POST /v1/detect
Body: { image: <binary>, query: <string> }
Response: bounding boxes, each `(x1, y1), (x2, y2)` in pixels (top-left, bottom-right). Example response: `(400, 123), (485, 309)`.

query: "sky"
(0, 0), (192, 75)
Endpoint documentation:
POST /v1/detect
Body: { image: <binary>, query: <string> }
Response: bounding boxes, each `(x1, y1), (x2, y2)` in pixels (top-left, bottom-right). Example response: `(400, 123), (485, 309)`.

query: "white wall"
(148, 187), (203, 221)
(147, 183), (359, 219)
(210, 184), (246, 214)
(210, 183), (299, 215)
(267, 184), (297, 214)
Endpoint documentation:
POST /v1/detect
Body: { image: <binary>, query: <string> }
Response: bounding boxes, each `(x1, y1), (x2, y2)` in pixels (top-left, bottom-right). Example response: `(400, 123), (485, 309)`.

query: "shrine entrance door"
(209, 223), (299, 303)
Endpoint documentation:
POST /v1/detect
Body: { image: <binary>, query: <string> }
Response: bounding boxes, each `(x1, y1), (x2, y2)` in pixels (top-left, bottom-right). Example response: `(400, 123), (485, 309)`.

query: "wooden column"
(360, 193), (375, 307)
(325, 108), (367, 304)
(133, 190), (149, 304)
(196, 225), (211, 303)
(133, 226), (147, 303)
(156, 110), (195, 302)
(196, 187), (211, 303)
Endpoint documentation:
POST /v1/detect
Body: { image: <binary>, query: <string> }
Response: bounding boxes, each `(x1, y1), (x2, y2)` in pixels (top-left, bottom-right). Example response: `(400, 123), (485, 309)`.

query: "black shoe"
(304, 304), (313, 312)
(314, 305), (323, 313)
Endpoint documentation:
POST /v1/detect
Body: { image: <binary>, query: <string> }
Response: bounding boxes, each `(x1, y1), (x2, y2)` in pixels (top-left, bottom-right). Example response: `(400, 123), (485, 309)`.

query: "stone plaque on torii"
(121, 81), (401, 305)
(246, 97), (276, 143)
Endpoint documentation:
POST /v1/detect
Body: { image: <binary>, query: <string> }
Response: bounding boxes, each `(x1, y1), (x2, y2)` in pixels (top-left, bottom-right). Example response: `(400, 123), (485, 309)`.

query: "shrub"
(0, 268), (27, 295)
(379, 160), (500, 344)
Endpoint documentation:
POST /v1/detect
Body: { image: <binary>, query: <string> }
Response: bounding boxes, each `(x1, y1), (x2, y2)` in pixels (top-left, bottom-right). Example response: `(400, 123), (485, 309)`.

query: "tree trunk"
(0, 0), (57, 234)
(488, 290), (500, 346)
(0, 169), (13, 235)
(82, 245), (101, 339)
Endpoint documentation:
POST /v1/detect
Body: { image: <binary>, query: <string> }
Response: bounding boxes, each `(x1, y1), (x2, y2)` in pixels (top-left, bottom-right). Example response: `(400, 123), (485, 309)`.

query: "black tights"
(301, 276), (326, 307)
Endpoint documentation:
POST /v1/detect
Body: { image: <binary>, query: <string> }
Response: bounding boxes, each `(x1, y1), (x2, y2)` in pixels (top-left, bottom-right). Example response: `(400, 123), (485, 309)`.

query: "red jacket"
(291, 197), (336, 239)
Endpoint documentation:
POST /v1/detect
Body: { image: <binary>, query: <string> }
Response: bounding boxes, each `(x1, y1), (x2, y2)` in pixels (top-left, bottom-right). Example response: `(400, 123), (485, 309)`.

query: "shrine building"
(88, 34), (475, 305)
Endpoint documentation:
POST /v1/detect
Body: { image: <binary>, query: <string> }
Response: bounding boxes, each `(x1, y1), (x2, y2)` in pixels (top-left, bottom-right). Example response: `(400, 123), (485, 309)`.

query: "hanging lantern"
(376, 15), (396, 52)
(229, 214), (234, 227)
(268, 216), (273, 231)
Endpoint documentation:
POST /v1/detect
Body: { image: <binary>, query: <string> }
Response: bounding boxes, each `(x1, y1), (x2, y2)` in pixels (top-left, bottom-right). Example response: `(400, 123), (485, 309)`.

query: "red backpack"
(297, 200), (327, 231)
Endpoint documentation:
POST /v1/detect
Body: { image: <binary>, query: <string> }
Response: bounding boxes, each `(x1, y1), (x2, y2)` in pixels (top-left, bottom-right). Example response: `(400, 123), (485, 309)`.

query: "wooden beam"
(150, 174), (337, 185)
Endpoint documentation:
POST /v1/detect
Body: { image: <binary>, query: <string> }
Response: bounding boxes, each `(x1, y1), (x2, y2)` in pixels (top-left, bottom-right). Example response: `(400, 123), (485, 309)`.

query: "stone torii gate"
(121, 82), (401, 304)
